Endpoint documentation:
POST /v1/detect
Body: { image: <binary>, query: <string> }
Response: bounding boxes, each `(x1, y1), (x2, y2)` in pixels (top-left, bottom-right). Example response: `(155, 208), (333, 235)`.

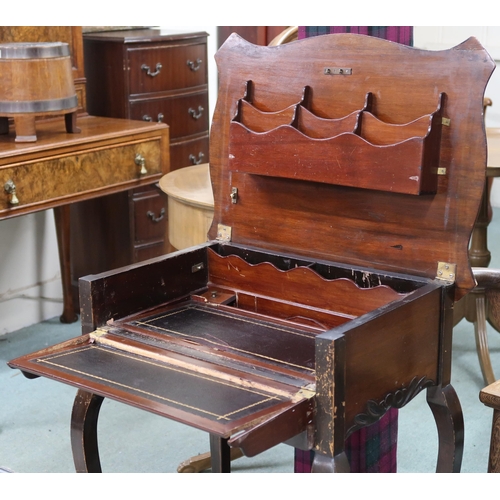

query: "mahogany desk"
(0, 115), (169, 323)
(8, 33), (495, 474)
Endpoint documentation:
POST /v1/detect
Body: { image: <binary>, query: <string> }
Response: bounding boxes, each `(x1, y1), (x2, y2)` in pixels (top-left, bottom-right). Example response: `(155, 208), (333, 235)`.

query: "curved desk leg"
(426, 384), (464, 473)
(71, 390), (104, 473)
(474, 294), (496, 386)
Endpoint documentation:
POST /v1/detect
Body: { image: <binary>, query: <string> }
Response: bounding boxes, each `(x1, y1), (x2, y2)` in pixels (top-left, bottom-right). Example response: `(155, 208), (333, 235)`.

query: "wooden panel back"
(209, 34), (496, 300)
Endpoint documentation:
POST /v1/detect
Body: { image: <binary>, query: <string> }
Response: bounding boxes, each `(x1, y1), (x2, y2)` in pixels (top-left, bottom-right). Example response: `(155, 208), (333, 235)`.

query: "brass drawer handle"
(142, 113), (164, 123)
(189, 152), (205, 165)
(188, 106), (204, 120)
(147, 208), (165, 223)
(4, 179), (19, 205)
(141, 63), (162, 77)
(134, 154), (147, 175)
(187, 58), (202, 72)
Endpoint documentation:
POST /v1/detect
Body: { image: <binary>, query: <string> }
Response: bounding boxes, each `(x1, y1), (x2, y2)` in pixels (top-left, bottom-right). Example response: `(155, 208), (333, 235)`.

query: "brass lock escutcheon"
(135, 154), (147, 175)
(4, 179), (19, 205)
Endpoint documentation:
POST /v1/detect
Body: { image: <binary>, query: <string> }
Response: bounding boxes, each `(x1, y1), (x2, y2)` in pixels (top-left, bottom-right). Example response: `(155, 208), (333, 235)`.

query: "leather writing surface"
(127, 304), (317, 374)
(34, 345), (289, 424)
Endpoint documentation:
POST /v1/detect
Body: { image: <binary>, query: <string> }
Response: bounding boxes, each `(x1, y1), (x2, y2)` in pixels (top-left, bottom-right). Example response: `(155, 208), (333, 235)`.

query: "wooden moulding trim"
(207, 248), (406, 317)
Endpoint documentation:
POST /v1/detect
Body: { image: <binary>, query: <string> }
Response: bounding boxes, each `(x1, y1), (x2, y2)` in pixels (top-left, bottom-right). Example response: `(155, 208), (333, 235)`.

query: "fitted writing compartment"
(9, 241), (426, 447)
(229, 85), (445, 196)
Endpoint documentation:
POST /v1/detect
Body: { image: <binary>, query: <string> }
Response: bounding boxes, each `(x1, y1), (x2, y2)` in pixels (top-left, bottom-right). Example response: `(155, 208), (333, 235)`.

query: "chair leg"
(209, 434), (232, 473)
(488, 409), (500, 472)
(426, 384), (464, 473)
(480, 381), (500, 472)
(474, 294), (496, 386)
(70, 390), (104, 473)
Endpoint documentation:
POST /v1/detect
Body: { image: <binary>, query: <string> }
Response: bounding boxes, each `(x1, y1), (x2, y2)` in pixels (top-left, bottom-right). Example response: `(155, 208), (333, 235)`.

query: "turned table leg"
(426, 384), (464, 473)
(71, 390), (104, 473)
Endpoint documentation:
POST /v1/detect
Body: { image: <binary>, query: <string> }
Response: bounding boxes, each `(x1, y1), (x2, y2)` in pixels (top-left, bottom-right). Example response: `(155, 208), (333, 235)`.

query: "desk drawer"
(1, 138), (162, 212)
(130, 92), (209, 139)
(170, 134), (209, 170)
(128, 43), (207, 95)
(132, 186), (167, 244)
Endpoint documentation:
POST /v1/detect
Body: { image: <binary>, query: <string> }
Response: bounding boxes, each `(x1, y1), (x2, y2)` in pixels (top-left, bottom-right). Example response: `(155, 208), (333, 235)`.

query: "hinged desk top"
(209, 34), (495, 300)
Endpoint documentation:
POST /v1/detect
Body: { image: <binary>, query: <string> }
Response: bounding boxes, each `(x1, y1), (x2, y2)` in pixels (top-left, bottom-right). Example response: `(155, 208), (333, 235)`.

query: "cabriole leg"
(71, 389), (104, 473)
(426, 384), (464, 472)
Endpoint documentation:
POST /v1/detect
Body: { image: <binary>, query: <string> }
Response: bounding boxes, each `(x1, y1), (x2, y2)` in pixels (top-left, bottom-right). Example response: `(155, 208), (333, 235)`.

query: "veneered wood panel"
(209, 34), (495, 300)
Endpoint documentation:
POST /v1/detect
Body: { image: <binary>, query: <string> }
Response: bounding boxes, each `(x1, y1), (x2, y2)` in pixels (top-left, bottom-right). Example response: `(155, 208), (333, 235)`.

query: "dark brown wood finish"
(8, 33), (495, 474)
(69, 29), (210, 298)
(71, 390), (104, 473)
(210, 34), (494, 301)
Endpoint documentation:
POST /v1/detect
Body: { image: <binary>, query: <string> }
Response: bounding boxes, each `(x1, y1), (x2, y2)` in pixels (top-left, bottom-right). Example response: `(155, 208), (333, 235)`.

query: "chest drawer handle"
(188, 106), (204, 120)
(135, 154), (148, 175)
(147, 208), (165, 223)
(141, 63), (162, 77)
(187, 58), (202, 71)
(189, 152), (205, 165)
(4, 179), (19, 205)
(142, 113), (164, 123)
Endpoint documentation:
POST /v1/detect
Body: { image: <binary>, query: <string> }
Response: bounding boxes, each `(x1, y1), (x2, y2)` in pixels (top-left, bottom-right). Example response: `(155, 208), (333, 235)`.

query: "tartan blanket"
(294, 26), (413, 473)
(294, 408), (399, 473)
(298, 26), (413, 46)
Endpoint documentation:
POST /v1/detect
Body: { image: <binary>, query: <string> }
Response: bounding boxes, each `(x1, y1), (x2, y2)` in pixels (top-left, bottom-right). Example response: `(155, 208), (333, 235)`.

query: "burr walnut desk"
(9, 34), (495, 473)
(0, 115), (169, 322)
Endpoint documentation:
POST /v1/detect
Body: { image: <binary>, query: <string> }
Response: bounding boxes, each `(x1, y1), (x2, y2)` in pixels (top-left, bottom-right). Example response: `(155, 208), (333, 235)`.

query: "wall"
(1, 26), (499, 335)
(414, 27), (500, 206)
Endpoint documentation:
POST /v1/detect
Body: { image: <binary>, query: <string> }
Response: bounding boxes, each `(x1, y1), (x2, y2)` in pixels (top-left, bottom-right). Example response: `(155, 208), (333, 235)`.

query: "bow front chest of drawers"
(69, 29), (210, 294)
(10, 33), (495, 473)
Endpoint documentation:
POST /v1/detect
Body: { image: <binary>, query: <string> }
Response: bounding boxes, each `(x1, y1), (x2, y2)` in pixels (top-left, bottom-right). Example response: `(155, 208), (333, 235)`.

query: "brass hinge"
(89, 327), (109, 342)
(436, 262), (456, 282)
(216, 224), (232, 242)
(292, 383), (316, 402)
